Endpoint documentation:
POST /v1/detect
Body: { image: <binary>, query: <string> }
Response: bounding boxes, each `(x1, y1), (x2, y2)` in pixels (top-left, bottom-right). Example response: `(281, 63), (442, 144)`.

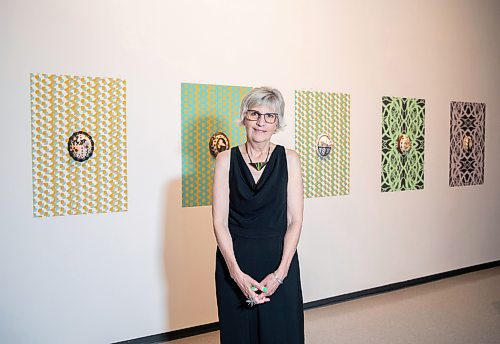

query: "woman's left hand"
(259, 272), (283, 297)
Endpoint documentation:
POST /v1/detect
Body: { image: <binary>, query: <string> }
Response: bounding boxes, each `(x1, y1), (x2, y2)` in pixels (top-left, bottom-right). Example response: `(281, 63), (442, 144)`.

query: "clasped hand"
(232, 271), (283, 305)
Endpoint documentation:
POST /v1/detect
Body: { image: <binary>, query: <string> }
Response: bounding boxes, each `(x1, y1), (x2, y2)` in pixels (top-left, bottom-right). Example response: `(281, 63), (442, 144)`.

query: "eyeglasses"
(245, 110), (278, 124)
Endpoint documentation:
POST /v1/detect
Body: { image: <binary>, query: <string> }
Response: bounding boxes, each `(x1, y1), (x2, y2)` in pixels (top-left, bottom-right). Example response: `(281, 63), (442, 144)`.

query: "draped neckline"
(235, 144), (280, 188)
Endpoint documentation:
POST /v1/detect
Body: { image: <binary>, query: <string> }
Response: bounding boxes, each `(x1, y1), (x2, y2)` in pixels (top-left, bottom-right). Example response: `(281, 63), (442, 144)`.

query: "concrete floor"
(167, 266), (500, 343)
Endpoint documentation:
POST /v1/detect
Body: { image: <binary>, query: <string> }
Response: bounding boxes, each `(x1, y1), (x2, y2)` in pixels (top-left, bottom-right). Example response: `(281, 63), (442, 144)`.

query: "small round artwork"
(397, 134), (412, 155)
(209, 132), (230, 157)
(317, 134), (333, 157)
(462, 135), (473, 153)
(68, 131), (94, 162)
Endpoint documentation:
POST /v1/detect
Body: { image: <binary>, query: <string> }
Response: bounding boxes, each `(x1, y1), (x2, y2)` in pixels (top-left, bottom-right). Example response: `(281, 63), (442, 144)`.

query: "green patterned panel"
(381, 96), (425, 192)
(181, 83), (251, 207)
(295, 90), (350, 198)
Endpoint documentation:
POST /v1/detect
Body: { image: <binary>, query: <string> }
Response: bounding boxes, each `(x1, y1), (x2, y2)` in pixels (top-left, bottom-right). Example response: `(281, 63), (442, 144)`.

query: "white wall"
(1, 0), (499, 343)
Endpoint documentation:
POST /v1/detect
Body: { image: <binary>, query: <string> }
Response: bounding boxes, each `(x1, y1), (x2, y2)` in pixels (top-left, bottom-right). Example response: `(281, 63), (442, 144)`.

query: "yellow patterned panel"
(295, 90), (350, 198)
(31, 73), (127, 217)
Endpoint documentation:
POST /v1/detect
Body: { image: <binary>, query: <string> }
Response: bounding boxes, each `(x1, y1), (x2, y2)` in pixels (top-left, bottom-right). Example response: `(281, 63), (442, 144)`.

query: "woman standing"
(212, 87), (305, 343)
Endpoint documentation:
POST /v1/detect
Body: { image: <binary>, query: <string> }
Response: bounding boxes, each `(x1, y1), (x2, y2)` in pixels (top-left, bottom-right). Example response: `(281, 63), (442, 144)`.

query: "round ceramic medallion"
(209, 132), (230, 157)
(462, 135), (473, 153)
(68, 131), (94, 162)
(316, 134), (333, 157)
(397, 134), (412, 155)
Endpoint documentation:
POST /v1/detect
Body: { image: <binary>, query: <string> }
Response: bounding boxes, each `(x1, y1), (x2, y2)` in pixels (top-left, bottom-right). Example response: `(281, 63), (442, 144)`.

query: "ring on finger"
(246, 296), (257, 307)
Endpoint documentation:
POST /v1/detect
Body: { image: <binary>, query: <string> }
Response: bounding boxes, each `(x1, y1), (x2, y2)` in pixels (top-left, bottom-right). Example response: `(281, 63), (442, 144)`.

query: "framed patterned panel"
(181, 83), (251, 207)
(381, 96), (425, 192)
(31, 73), (127, 217)
(449, 101), (485, 187)
(295, 90), (350, 198)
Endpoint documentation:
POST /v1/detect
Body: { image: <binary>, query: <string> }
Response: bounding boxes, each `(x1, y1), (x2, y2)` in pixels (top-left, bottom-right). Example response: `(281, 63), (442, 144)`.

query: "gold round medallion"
(397, 134), (412, 155)
(209, 132), (230, 157)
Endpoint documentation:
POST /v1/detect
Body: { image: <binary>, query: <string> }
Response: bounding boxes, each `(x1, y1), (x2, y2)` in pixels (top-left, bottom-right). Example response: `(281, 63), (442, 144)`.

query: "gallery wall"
(1, 0), (499, 343)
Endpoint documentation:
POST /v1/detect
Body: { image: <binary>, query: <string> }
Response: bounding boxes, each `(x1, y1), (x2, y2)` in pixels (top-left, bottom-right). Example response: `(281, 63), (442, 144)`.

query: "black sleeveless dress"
(215, 145), (305, 344)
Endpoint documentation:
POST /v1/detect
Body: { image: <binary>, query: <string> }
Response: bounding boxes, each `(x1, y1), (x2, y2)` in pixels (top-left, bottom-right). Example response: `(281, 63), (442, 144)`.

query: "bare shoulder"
(214, 149), (231, 175)
(215, 149), (231, 164)
(285, 148), (301, 164)
(285, 148), (302, 174)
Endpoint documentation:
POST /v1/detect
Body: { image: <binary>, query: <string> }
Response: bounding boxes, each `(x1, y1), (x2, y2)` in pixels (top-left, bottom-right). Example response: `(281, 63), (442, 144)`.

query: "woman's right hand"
(231, 270), (270, 305)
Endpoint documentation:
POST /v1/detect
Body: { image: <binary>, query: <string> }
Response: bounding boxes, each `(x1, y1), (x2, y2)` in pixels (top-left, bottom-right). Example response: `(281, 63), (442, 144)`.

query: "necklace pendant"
(245, 143), (271, 172)
(249, 162), (267, 171)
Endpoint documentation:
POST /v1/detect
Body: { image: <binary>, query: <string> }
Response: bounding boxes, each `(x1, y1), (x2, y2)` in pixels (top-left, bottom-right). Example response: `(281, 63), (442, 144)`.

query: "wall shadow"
(162, 177), (218, 332)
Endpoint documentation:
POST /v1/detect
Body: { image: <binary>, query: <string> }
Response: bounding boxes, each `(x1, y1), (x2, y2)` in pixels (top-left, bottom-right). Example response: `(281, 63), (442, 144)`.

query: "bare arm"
(212, 149), (269, 303)
(212, 150), (239, 275)
(260, 149), (304, 295)
(278, 149), (304, 278)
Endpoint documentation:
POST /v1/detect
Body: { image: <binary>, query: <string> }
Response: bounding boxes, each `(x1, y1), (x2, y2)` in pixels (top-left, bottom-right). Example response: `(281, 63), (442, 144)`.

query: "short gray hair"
(239, 87), (285, 131)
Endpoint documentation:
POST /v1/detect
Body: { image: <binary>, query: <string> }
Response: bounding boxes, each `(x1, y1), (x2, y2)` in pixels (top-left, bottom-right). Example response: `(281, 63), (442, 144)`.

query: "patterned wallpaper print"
(449, 101), (485, 187)
(381, 96), (425, 192)
(182, 83), (251, 207)
(31, 73), (127, 217)
(295, 90), (350, 198)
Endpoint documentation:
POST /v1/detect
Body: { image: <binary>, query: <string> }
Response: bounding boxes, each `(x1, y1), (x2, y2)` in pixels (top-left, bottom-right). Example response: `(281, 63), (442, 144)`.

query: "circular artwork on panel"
(316, 134), (333, 157)
(462, 135), (473, 153)
(396, 134), (412, 155)
(209, 132), (230, 157)
(68, 131), (94, 162)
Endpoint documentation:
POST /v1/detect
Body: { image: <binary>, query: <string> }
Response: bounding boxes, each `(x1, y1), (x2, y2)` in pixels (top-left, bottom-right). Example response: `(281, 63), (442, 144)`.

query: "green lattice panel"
(381, 96), (425, 192)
